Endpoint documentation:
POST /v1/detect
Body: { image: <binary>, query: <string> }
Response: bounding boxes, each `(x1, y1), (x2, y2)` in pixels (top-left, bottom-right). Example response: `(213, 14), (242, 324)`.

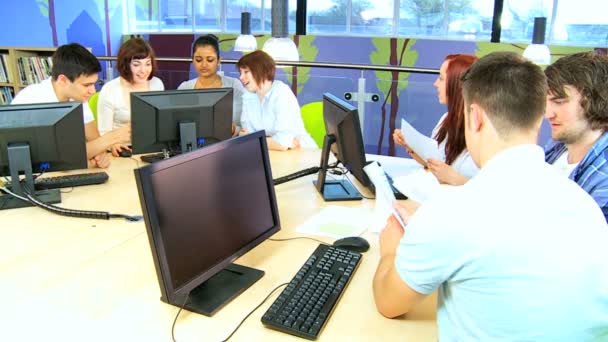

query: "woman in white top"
(394, 54), (479, 185)
(236, 50), (316, 151)
(177, 34), (245, 134)
(97, 37), (164, 156)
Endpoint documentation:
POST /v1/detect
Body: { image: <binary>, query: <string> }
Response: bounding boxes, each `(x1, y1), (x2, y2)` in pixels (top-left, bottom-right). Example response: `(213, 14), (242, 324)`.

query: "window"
(124, 0), (607, 47)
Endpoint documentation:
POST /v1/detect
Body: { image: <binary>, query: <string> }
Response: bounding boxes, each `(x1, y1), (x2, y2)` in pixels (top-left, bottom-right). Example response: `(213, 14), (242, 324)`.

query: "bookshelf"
(0, 47), (56, 104)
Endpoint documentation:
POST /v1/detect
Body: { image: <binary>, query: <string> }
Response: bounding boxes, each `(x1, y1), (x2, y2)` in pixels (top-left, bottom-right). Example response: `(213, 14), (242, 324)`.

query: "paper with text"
(363, 162), (406, 231)
(400, 118), (442, 161)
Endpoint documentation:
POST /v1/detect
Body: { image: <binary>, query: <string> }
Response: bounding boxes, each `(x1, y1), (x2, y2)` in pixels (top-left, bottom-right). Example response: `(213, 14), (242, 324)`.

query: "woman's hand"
(427, 159), (468, 185)
(393, 129), (407, 147)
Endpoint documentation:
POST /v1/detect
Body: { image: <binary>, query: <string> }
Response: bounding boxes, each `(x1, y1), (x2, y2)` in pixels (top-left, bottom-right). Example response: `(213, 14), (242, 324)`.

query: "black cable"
(22, 183), (142, 221)
(222, 282), (289, 342)
(171, 294), (189, 342)
(273, 166), (321, 185)
(269, 236), (329, 245)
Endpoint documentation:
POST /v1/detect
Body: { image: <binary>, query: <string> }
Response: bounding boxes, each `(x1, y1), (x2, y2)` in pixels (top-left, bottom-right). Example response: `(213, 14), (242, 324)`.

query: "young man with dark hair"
(12, 43), (130, 168)
(373, 52), (608, 340)
(544, 52), (608, 221)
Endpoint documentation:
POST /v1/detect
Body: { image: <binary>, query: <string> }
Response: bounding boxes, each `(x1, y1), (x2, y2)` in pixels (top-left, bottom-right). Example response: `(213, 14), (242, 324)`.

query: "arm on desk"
(373, 215), (427, 318)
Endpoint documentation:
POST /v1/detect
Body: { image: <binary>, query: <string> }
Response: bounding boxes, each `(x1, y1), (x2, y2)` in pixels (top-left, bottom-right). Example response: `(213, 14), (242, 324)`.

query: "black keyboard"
(35, 172), (109, 190)
(274, 166), (320, 185)
(140, 151), (180, 164)
(261, 244), (361, 340)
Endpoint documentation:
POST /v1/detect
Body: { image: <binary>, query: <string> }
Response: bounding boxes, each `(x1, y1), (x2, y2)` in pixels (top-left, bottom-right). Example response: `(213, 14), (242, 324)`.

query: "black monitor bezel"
(322, 93), (370, 187)
(0, 101), (87, 176)
(130, 88), (234, 155)
(134, 130), (281, 305)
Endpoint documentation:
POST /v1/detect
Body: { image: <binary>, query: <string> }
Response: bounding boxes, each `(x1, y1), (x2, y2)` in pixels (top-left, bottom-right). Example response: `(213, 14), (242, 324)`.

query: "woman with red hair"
(394, 54), (479, 185)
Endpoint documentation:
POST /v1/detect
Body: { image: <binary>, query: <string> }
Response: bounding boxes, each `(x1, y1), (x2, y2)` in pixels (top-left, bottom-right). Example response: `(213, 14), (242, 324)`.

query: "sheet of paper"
(363, 161), (406, 230)
(296, 205), (371, 239)
(392, 169), (442, 203)
(400, 118), (442, 161)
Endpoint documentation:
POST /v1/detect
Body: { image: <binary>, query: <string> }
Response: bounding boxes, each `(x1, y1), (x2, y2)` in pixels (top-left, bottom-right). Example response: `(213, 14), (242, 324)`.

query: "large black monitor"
(131, 88), (233, 160)
(0, 102), (87, 209)
(314, 93), (370, 201)
(134, 130), (280, 316)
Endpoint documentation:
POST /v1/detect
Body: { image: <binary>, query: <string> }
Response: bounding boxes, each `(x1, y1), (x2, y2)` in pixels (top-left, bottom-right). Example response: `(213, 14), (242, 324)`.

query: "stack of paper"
(296, 205), (372, 239)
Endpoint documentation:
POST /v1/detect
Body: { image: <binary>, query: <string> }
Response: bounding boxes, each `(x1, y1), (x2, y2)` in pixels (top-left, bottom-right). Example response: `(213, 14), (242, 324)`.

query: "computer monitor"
(0, 102), (87, 210)
(314, 93), (370, 201)
(131, 88), (233, 158)
(134, 130), (280, 316)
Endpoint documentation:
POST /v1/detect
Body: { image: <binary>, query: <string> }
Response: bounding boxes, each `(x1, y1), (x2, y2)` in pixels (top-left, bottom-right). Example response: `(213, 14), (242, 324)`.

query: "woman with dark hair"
(97, 37), (164, 156)
(237, 50), (315, 151)
(178, 34), (245, 134)
(394, 54), (478, 185)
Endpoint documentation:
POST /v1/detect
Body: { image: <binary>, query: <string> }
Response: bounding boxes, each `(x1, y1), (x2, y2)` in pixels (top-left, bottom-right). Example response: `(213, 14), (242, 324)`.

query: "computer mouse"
(332, 236), (370, 253)
(118, 149), (132, 158)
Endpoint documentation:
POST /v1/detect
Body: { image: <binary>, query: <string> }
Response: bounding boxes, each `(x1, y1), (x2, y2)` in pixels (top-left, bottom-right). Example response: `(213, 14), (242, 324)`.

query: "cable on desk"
(222, 282), (289, 342)
(172, 294), (190, 342)
(20, 183), (142, 222)
(269, 236), (329, 245)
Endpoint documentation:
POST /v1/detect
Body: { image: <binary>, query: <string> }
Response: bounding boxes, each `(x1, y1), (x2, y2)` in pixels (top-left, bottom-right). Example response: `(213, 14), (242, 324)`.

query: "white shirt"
(241, 80), (316, 149)
(395, 144), (608, 341)
(97, 76), (164, 134)
(431, 112), (479, 178)
(177, 75), (245, 129)
(552, 151), (579, 177)
(11, 78), (94, 124)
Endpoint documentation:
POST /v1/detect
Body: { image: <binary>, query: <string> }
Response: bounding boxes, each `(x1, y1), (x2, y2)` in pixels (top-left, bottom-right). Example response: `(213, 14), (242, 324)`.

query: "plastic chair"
(88, 92), (99, 122)
(300, 101), (325, 148)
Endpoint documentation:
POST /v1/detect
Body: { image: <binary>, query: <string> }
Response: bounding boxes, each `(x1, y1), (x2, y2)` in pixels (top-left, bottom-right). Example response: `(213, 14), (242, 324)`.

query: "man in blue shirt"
(544, 52), (608, 222)
(373, 52), (608, 341)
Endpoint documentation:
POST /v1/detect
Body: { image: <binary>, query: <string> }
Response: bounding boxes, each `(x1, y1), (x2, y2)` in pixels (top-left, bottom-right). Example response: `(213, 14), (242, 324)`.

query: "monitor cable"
(14, 183), (143, 222)
(171, 294), (190, 342)
(222, 282), (289, 341)
(273, 166), (320, 185)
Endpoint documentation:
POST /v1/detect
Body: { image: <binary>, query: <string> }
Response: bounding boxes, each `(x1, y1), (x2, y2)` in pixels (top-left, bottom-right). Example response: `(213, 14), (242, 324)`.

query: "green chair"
(88, 92), (99, 122)
(300, 101), (325, 148)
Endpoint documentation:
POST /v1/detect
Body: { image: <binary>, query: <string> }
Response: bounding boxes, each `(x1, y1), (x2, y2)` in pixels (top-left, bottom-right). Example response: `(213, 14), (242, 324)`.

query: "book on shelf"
(0, 86), (14, 105)
(0, 54), (9, 83)
(17, 56), (53, 86)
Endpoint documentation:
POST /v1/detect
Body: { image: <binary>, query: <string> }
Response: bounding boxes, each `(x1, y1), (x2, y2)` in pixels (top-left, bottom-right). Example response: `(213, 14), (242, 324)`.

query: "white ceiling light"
(523, 17), (551, 65)
(234, 12), (257, 52)
(262, 0), (299, 62)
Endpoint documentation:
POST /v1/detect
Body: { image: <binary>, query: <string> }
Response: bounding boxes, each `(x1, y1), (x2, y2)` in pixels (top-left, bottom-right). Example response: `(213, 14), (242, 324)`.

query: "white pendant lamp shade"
(523, 17), (551, 65)
(262, 0), (299, 61)
(234, 12), (257, 52)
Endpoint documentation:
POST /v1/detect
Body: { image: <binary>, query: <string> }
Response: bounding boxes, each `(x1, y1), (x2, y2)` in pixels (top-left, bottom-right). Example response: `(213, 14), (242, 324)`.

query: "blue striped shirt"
(545, 132), (608, 223)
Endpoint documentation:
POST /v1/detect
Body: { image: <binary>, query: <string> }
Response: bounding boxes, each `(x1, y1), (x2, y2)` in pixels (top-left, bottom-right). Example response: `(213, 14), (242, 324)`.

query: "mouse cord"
(221, 282), (288, 341)
(269, 237), (330, 244)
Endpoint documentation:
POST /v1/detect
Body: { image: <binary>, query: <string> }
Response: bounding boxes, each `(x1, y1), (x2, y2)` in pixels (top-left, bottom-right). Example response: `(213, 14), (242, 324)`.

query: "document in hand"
(392, 169), (442, 203)
(363, 162), (406, 230)
(400, 118), (442, 161)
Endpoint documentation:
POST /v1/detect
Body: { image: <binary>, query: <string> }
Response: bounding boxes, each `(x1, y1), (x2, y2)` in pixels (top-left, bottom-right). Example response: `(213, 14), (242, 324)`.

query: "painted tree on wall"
(93, 0), (122, 56)
(289, 35), (318, 96)
(36, 0), (57, 46)
(371, 38), (418, 156)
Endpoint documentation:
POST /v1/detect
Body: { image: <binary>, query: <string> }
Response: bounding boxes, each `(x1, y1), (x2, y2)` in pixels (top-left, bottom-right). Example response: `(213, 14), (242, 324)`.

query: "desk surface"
(0, 149), (436, 341)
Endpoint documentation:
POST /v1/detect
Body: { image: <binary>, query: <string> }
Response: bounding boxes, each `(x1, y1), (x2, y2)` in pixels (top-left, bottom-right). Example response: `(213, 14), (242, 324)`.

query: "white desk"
(0, 150), (436, 341)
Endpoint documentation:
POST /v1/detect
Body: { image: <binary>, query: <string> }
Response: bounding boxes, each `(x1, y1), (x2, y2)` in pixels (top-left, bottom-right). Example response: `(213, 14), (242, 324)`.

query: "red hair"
(434, 54), (478, 165)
